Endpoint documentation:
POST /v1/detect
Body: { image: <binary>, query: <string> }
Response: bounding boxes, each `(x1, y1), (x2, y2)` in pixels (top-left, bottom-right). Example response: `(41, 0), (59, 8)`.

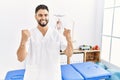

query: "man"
(17, 4), (73, 80)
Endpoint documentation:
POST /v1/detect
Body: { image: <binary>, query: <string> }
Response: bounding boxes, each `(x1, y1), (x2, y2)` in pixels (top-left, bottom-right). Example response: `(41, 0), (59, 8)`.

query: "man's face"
(35, 9), (49, 27)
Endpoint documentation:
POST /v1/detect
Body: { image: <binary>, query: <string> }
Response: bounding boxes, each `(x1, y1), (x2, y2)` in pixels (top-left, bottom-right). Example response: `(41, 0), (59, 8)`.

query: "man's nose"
(41, 15), (46, 19)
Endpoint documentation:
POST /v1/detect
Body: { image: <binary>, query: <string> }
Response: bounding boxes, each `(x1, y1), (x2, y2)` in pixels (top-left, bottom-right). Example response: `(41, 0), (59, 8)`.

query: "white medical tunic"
(23, 27), (67, 80)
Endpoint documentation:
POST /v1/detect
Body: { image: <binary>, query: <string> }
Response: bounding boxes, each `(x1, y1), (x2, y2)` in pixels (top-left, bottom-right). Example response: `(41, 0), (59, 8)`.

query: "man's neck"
(37, 26), (48, 36)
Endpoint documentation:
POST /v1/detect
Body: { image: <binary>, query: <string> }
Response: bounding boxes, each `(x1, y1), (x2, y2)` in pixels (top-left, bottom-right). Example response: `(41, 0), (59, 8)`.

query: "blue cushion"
(71, 62), (111, 80)
(61, 64), (84, 80)
(5, 69), (25, 80)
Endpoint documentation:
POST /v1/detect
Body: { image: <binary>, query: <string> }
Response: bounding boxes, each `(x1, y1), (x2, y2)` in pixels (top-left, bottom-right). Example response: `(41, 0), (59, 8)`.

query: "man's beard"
(38, 19), (48, 27)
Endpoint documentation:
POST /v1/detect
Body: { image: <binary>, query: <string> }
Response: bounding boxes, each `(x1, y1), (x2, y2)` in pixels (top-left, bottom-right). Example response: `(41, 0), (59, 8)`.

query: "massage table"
(5, 62), (111, 80)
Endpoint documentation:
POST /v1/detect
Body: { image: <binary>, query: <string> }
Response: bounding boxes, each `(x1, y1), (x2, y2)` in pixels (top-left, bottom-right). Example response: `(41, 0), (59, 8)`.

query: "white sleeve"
(60, 34), (67, 51)
(26, 38), (30, 52)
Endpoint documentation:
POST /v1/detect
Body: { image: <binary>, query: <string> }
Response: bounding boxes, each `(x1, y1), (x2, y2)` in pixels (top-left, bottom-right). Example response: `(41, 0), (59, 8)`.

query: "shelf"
(60, 49), (100, 64)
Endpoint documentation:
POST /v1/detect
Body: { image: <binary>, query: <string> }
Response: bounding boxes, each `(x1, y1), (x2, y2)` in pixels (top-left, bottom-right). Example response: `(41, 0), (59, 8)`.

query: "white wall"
(0, 0), (104, 79)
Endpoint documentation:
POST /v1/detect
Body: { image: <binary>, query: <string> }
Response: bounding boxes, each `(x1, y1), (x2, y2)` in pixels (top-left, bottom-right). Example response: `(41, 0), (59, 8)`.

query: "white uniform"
(23, 27), (67, 80)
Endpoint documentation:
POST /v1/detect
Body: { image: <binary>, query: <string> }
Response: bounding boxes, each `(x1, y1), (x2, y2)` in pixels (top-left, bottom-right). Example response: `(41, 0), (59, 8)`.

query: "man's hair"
(35, 4), (49, 13)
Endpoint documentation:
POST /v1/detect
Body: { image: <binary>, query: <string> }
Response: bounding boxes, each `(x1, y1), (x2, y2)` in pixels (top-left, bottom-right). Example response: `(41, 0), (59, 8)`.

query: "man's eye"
(45, 14), (48, 17)
(38, 14), (42, 17)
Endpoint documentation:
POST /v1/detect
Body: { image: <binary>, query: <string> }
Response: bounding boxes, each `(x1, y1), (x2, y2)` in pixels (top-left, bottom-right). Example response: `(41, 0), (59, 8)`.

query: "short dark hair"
(35, 4), (49, 13)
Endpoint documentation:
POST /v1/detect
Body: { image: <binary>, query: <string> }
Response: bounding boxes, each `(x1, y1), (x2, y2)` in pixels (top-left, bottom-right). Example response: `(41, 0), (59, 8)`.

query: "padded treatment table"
(5, 62), (111, 80)
(71, 62), (111, 80)
(61, 64), (84, 80)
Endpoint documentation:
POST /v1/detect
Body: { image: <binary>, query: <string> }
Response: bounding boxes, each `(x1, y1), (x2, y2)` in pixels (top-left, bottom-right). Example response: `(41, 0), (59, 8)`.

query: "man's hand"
(21, 29), (30, 43)
(63, 28), (73, 58)
(63, 28), (71, 41)
(17, 29), (30, 62)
